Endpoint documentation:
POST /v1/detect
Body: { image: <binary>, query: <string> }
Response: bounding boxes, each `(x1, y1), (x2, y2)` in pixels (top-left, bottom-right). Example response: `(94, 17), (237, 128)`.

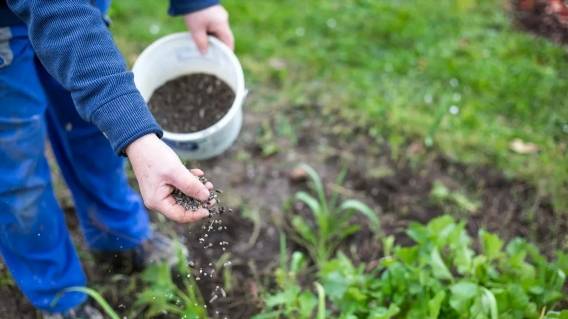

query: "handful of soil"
(148, 73), (235, 133)
(171, 176), (232, 217)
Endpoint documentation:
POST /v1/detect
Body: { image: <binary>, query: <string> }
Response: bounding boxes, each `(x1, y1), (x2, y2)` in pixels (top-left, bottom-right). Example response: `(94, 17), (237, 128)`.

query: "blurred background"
(111, 0), (567, 211)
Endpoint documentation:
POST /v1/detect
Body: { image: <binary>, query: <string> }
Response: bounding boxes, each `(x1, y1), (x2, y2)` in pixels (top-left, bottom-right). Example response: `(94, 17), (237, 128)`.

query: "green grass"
(110, 0), (568, 211)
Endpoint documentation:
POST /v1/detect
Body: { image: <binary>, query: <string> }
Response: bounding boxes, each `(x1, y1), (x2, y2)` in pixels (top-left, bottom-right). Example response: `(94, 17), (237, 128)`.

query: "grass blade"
(314, 282), (326, 319)
(298, 163), (329, 214)
(54, 287), (120, 319)
(339, 199), (381, 234)
(482, 287), (498, 319)
(295, 191), (322, 220)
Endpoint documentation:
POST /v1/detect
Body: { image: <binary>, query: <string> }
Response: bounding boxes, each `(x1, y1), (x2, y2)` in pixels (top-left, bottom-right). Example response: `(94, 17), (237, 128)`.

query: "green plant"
(264, 216), (566, 318)
(328, 215), (566, 318)
(289, 163), (381, 266)
(53, 287), (121, 319)
(320, 252), (401, 319)
(0, 264), (14, 287)
(430, 181), (480, 214)
(254, 234), (326, 319)
(135, 248), (207, 318)
(257, 121), (280, 157)
(543, 310), (568, 319)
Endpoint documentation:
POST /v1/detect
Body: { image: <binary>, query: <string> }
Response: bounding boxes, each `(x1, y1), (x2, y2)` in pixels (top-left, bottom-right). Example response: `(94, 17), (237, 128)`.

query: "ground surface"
(514, 0), (568, 44)
(1, 0), (567, 317)
(1, 90), (565, 318)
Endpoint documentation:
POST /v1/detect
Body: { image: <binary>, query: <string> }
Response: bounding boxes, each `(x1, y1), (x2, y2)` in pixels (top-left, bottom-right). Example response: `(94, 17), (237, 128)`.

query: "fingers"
(212, 22), (234, 50)
(191, 29), (209, 54)
(169, 167), (210, 202)
(154, 197), (210, 223)
(190, 168), (204, 176)
(190, 168), (214, 191)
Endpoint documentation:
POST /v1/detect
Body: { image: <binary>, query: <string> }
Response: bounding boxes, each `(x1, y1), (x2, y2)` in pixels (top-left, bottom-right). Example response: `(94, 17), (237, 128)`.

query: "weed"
(430, 180), (480, 215)
(288, 163), (380, 266)
(254, 234), (325, 319)
(52, 287), (120, 319)
(134, 248), (207, 318)
(257, 121), (280, 157)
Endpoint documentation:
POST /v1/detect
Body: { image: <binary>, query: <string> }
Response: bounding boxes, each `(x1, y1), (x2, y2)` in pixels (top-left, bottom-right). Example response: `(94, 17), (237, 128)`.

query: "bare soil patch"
(513, 0), (568, 44)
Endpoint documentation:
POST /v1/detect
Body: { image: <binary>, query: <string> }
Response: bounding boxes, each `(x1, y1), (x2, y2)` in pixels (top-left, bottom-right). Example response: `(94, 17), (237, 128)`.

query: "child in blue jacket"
(0, 0), (234, 317)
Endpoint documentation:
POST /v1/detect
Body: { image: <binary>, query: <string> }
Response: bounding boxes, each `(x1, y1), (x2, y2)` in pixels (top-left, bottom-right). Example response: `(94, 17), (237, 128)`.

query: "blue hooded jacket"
(1, 0), (219, 154)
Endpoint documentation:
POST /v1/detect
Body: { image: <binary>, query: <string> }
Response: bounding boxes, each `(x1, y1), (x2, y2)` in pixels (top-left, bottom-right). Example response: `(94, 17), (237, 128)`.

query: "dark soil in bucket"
(149, 73), (236, 133)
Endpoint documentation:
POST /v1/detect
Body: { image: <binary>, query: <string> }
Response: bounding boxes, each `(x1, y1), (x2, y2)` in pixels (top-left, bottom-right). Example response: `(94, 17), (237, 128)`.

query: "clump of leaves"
(135, 248), (207, 319)
(264, 215), (567, 318)
(253, 234), (326, 319)
(323, 215), (566, 318)
(288, 163), (380, 266)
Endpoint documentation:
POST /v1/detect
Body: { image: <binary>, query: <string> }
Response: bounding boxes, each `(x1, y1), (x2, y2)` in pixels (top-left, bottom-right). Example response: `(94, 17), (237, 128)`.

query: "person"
(0, 0), (234, 317)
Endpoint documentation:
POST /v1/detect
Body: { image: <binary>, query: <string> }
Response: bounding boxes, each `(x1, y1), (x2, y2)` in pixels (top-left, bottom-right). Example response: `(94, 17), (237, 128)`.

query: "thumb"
(169, 168), (210, 202)
(191, 29), (209, 54)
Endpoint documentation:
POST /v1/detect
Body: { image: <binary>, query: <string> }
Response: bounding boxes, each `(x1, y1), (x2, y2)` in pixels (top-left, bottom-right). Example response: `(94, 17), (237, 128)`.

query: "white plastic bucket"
(132, 32), (246, 160)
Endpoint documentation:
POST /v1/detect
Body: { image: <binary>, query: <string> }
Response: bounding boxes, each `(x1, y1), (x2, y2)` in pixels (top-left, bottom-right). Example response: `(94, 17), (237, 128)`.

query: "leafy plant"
(366, 215), (567, 318)
(265, 215), (566, 318)
(254, 234), (326, 319)
(134, 248), (207, 318)
(289, 163), (381, 266)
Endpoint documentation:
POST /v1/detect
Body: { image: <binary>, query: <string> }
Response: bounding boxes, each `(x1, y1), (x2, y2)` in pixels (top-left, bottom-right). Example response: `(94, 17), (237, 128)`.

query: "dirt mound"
(513, 0), (568, 44)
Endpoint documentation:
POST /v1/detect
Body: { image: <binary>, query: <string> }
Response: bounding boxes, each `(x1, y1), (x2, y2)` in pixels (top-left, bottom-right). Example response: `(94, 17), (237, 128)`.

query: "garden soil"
(177, 100), (567, 317)
(1, 93), (566, 318)
(513, 0), (568, 44)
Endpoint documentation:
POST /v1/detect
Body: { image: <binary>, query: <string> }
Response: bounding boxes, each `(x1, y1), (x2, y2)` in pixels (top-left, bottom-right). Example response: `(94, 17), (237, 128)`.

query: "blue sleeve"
(169, 0), (219, 16)
(6, 0), (163, 155)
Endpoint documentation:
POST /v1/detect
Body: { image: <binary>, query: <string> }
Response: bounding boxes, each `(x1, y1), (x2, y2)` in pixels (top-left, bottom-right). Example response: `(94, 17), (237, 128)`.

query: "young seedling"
(134, 247), (208, 319)
(254, 234), (325, 319)
(289, 163), (381, 266)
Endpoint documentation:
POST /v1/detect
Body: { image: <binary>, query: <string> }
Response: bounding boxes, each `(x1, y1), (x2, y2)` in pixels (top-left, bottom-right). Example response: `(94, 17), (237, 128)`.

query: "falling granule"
(177, 174), (235, 318)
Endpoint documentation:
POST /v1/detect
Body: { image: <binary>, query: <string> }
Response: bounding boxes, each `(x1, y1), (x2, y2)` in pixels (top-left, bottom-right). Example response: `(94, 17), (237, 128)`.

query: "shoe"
(94, 231), (188, 273)
(42, 301), (103, 319)
(132, 231), (189, 269)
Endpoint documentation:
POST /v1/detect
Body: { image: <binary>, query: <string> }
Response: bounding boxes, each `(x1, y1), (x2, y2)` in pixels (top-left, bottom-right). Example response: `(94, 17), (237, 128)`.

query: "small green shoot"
(52, 287), (120, 319)
(290, 163), (381, 265)
(134, 247), (207, 318)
